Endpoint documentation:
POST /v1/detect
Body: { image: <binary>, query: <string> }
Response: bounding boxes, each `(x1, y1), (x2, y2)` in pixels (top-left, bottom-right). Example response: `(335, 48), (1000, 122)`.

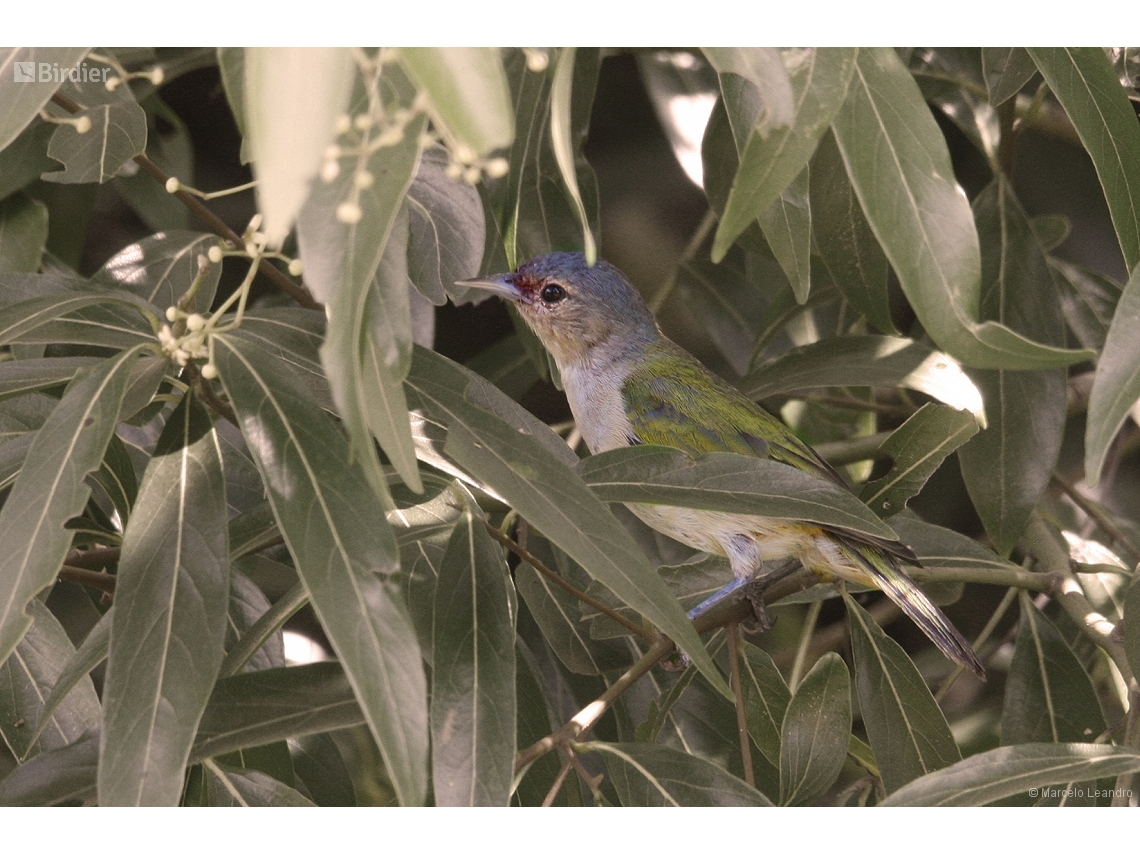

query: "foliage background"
(0, 46), (1139, 806)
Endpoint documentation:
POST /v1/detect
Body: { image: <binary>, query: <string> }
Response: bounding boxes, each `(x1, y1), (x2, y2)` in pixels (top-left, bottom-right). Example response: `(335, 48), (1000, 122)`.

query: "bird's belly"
(626, 503), (822, 580)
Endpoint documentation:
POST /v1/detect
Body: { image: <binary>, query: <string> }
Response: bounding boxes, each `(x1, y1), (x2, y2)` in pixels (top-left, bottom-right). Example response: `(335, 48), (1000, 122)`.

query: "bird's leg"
(686, 575), (751, 621)
(740, 558), (802, 634)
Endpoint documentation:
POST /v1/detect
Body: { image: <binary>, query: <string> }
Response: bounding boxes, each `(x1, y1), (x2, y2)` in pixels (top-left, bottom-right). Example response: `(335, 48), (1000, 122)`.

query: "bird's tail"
(833, 538), (985, 679)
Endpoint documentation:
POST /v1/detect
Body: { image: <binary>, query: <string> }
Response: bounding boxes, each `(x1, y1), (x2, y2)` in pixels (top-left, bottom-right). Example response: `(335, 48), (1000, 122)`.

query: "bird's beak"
(455, 272), (522, 302)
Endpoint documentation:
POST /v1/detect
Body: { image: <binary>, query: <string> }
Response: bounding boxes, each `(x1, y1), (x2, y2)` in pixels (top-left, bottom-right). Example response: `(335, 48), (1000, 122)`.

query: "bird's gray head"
(458, 252), (659, 366)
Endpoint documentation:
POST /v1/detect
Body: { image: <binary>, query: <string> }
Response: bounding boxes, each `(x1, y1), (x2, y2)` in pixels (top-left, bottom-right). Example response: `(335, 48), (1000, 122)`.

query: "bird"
(458, 251), (984, 678)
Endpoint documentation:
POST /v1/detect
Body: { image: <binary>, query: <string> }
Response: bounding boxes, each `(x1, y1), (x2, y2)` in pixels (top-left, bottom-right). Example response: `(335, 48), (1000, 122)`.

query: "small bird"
(459, 252), (984, 678)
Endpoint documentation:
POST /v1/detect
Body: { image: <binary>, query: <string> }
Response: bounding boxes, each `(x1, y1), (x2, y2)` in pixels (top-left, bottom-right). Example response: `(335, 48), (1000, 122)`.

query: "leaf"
(881, 743), (1140, 806)
(890, 514), (1020, 578)
(225, 569), (286, 675)
(0, 120), (57, 200)
(0, 599), (100, 762)
(1086, 261), (1140, 486)
(809, 129), (895, 333)
(1027, 48), (1140, 273)
(288, 733), (356, 806)
(711, 48), (857, 262)
(399, 48), (513, 158)
(982, 48), (1039, 105)
(0, 357), (101, 401)
(1125, 579), (1140, 684)
(215, 48), (249, 163)
(703, 48), (795, 132)
(1001, 595), (1106, 746)
(757, 167), (812, 300)
(204, 763), (315, 807)
(430, 499), (517, 806)
(1051, 258), (1121, 351)
(0, 288), (157, 348)
(831, 48), (1090, 370)
(244, 47), (355, 246)
(91, 230), (222, 313)
(232, 307), (332, 412)
(0, 731), (99, 806)
(0, 194), (48, 274)
(740, 335), (986, 426)
(297, 110), (426, 500)
(405, 147), (486, 304)
(845, 595), (960, 793)
(582, 741), (774, 806)
(550, 47), (597, 263)
(213, 333), (427, 806)
(779, 652), (851, 805)
(0, 48), (91, 151)
(579, 445), (902, 544)
(739, 643), (791, 768)
(860, 403), (979, 518)
(40, 100), (147, 185)
(0, 345), (147, 667)
(98, 392), (229, 806)
(403, 347), (729, 696)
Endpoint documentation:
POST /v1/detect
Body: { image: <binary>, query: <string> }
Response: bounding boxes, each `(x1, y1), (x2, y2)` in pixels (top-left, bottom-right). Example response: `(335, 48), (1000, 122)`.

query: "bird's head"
(458, 252), (659, 367)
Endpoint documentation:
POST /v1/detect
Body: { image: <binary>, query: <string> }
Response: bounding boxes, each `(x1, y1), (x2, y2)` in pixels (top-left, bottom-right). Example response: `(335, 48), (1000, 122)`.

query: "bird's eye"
(540, 283), (566, 304)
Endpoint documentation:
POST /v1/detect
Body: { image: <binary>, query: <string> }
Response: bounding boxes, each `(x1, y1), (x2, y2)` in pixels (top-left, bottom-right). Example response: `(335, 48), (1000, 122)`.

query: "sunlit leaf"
(91, 230), (222, 313)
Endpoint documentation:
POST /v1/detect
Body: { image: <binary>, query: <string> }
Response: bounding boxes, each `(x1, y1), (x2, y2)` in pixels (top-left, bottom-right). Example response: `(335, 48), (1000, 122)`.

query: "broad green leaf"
(99, 392), (229, 806)
(297, 112), (426, 500)
(232, 307), (331, 412)
(0, 731), (99, 806)
(1027, 48), (1140, 272)
(245, 47), (355, 246)
(1086, 262), (1140, 486)
(0, 120), (56, 199)
(225, 569), (286, 675)
(403, 347), (729, 697)
(204, 763), (315, 807)
(1051, 258), (1121, 351)
(0, 357), (101, 401)
(779, 652), (851, 805)
(216, 48), (249, 163)
(91, 230), (222, 313)
(757, 167), (812, 300)
(288, 733), (356, 806)
(579, 445), (901, 544)
(91, 433), (139, 524)
(41, 100), (147, 184)
(431, 499), (516, 806)
(711, 48), (857, 262)
(213, 333), (427, 806)
(832, 48), (1090, 369)
(703, 48), (795, 132)
(881, 743), (1140, 806)
(982, 48), (1039, 105)
(740, 335), (986, 426)
(113, 94), (195, 232)
(845, 595), (960, 793)
(890, 514), (1021, 578)
(464, 334), (542, 401)
(550, 47), (596, 263)
(860, 404), (979, 518)
(809, 129), (895, 333)
(959, 178), (1068, 554)
(0, 194), (48, 274)
(1001, 595), (1105, 746)
(193, 663), (363, 762)
(0, 599), (100, 762)
(739, 643), (791, 768)
(513, 639), (568, 807)
(582, 741), (774, 806)
(399, 48), (513, 158)
(0, 345), (147, 667)
(0, 48), (91, 151)
(23, 611), (109, 753)
(1125, 580), (1140, 682)
(0, 288), (157, 348)
(405, 147), (486, 304)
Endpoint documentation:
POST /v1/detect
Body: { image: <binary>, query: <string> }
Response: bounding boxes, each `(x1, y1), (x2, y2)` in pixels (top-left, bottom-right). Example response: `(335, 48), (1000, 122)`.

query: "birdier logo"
(12, 61), (110, 83)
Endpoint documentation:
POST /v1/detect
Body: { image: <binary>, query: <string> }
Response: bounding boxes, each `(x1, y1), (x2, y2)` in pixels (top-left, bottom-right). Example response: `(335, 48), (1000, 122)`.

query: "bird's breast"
(560, 359), (638, 454)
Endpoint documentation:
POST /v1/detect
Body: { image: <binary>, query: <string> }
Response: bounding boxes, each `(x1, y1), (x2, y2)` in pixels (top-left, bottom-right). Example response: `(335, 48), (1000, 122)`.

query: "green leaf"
(1051, 258), (1121, 352)
(703, 48), (795, 132)
(232, 307), (332, 412)
(0, 287), (157, 348)
(779, 652), (851, 805)
(740, 336), (986, 426)
(213, 333), (427, 806)
(982, 48), (1039, 105)
(406, 147), (485, 304)
(890, 514), (1020, 578)
(0, 345), (147, 666)
(297, 111), (426, 500)
(0, 120), (57, 199)
(430, 498), (517, 806)
(403, 347), (729, 697)
(831, 48), (1090, 370)
(0, 194), (48, 274)
(579, 445), (902, 544)
(0, 599), (100, 761)
(0, 731), (99, 806)
(0, 357), (101, 401)
(1086, 262), (1140, 486)
(399, 48), (513, 158)
(1001, 595), (1106, 746)
(1125, 579), (1140, 683)
(881, 743), (1140, 806)
(860, 404), (980, 518)
(91, 433), (139, 524)
(113, 94), (195, 232)
(845, 595), (960, 793)
(225, 569), (286, 675)
(288, 733), (356, 806)
(582, 741), (774, 806)
(91, 230), (222, 313)
(1027, 48), (1140, 272)
(710, 48), (857, 262)
(215, 48), (249, 163)
(244, 47), (355, 246)
(40, 100), (147, 185)
(757, 167), (812, 300)
(204, 763), (315, 807)
(98, 392), (229, 806)
(739, 643), (791, 768)
(958, 178), (1068, 554)
(0, 48), (91, 151)
(550, 47), (597, 263)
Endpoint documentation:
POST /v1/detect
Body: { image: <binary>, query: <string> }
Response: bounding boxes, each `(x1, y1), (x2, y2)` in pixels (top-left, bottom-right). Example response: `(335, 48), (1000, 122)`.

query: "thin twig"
(1051, 471), (1140, 565)
(63, 546), (120, 569)
(541, 756), (574, 807)
(726, 624), (755, 788)
(58, 565), (115, 594)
